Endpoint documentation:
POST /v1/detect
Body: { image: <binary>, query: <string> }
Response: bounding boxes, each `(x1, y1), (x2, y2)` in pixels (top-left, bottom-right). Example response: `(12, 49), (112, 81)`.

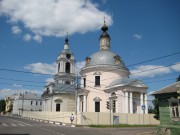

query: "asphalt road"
(0, 115), (156, 135)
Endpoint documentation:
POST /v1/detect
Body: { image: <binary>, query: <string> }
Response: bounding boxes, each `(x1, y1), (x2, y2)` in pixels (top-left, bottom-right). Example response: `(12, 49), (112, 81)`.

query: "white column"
(140, 93), (144, 114)
(145, 94), (148, 114)
(70, 63), (73, 73)
(125, 92), (129, 113)
(63, 61), (65, 72)
(60, 62), (63, 72)
(129, 92), (133, 114)
(83, 95), (86, 112)
(77, 95), (80, 112)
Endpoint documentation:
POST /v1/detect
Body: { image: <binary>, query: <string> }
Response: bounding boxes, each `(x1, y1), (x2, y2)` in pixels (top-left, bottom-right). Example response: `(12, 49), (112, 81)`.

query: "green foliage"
(148, 106), (154, 114)
(152, 98), (159, 120)
(0, 99), (6, 112)
(177, 75), (180, 82)
(88, 124), (157, 128)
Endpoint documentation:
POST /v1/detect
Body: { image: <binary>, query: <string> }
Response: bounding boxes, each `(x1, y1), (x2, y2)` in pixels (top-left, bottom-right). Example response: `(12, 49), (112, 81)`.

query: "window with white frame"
(168, 97), (180, 119)
(95, 76), (100, 86)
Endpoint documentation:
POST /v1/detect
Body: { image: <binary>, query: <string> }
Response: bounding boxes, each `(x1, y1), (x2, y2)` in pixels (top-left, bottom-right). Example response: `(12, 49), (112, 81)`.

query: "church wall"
(43, 94), (75, 112)
(86, 90), (108, 112)
(84, 71), (129, 90)
(82, 70), (130, 113)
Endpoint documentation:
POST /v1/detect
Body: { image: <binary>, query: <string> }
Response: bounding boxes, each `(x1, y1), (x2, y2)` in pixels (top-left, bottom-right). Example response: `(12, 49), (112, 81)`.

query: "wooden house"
(151, 81), (180, 135)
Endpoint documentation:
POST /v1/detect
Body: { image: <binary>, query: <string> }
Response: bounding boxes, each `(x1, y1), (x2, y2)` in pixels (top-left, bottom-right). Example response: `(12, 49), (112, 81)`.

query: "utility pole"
(74, 63), (78, 125)
(21, 93), (24, 116)
(0, 100), (2, 114)
(66, 58), (78, 125)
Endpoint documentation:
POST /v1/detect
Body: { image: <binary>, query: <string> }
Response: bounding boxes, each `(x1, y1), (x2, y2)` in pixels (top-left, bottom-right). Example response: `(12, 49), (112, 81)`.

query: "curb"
(20, 116), (74, 127)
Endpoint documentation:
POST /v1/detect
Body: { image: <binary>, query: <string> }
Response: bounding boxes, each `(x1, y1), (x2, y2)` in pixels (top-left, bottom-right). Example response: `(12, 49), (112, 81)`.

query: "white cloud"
(133, 34), (143, 40)
(23, 34), (32, 41)
(24, 61), (85, 76)
(11, 25), (21, 34)
(0, 0), (112, 37)
(102, 0), (108, 4)
(33, 34), (42, 43)
(130, 65), (171, 78)
(0, 88), (43, 99)
(12, 84), (22, 87)
(76, 61), (85, 71)
(170, 62), (180, 72)
(75, 61), (86, 76)
(45, 78), (54, 84)
(24, 63), (56, 75)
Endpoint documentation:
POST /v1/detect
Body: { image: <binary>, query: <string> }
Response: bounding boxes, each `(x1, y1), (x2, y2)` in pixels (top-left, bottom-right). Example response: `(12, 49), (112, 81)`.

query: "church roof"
(105, 77), (148, 90)
(53, 83), (76, 93)
(86, 50), (127, 69)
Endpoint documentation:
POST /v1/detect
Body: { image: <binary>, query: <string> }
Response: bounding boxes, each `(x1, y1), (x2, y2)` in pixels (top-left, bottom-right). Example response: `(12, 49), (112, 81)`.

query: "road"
(0, 115), (156, 135)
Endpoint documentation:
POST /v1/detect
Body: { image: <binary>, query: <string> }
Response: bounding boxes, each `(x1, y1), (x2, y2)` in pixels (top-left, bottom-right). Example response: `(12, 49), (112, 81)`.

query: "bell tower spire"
(64, 32), (69, 50)
(99, 17), (111, 51)
(55, 32), (76, 84)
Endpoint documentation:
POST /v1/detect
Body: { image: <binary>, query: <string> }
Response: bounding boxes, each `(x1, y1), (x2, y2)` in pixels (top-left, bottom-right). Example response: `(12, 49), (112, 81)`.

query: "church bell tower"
(54, 32), (76, 85)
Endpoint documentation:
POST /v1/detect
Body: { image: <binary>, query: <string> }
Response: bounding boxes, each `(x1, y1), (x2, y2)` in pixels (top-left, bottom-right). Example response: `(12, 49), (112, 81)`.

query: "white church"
(42, 21), (148, 114)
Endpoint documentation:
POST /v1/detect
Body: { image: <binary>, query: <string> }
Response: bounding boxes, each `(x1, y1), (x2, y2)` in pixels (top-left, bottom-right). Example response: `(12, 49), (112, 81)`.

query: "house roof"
(151, 81), (180, 95)
(19, 92), (41, 100)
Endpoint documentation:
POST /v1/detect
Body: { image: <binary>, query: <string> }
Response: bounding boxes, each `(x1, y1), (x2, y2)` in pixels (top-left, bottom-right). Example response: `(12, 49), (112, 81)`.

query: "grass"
(77, 124), (157, 128)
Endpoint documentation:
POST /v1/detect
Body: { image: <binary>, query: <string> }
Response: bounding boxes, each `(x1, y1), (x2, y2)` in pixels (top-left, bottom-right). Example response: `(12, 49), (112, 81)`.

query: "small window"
(56, 103), (60, 112)
(36, 101), (38, 105)
(95, 102), (100, 112)
(31, 101), (33, 105)
(84, 78), (86, 87)
(95, 76), (100, 86)
(169, 97), (180, 119)
(40, 102), (42, 105)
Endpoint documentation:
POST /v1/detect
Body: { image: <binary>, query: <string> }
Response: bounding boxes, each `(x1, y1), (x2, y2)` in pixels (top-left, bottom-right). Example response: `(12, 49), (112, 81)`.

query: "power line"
(0, 64), (179, 90)
(0, 52), (179, 92)
(0, 82), (44, 88)
(0, 68), (53, 75)
(127, 51), (180, 67)
(100, 63), (180, 82)
(0, 51), (179, 77)
(80, 51), (180, 77)
(0, 77), (45, 84)
(84, 63), (180, 87)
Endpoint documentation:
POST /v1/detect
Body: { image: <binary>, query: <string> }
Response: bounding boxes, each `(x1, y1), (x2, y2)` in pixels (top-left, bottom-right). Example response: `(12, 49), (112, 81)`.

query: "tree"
(0, 99), (6, 112)
(152, 98), (159, 120)
(148, 106), (154, 114)
(177, 75), (180, 82)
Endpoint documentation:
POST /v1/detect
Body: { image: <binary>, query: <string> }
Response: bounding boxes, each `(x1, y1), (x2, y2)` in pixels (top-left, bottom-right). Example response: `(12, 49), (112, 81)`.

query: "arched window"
(46, 87), (50, 94)
(65, 62), (70, 73)
(58, 63), (60, 73)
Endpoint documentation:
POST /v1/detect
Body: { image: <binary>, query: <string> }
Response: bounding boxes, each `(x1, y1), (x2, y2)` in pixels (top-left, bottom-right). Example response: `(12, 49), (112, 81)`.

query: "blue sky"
(0, 0), (180, 104)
